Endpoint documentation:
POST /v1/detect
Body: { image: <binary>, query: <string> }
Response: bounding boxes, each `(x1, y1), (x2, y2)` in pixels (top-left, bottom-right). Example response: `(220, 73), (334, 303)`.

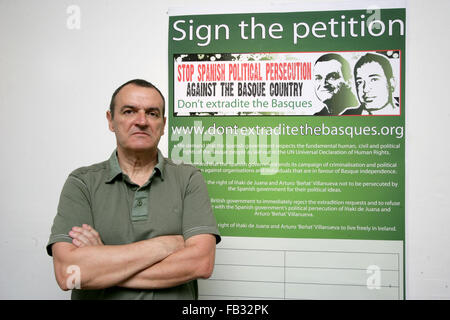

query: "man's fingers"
(158, 235), (185, 255)
(69, 225), (103, 246)
(69, 230), (90, 245)
(82, 224), (102, 241)
(72, 238), (84, 248)
(73, 227), (96, 243)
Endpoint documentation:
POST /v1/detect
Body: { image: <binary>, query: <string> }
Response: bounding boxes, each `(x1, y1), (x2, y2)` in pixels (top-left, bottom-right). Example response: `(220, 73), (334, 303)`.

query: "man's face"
(355, 62), (392, 109)
(107, 84), (166, 153)
(314, 60), (346, 102)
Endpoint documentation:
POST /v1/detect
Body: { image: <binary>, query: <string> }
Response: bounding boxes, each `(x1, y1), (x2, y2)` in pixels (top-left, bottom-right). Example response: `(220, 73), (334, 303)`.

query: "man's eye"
(328, 72), (340, 80)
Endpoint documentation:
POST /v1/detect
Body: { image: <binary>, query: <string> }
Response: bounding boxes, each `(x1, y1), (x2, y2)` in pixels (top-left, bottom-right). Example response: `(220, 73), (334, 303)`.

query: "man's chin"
(364, 101), (381, 109)
(317, 93), (332, 102)
(123, 143), (158, 153)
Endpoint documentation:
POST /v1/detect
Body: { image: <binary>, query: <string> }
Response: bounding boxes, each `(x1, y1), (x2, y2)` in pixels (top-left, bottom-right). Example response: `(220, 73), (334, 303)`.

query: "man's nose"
(317, 78), (326, 89)
(323, 78), (333, 89)
(135, 110), (148, 126)
(362, 82), (370, 93)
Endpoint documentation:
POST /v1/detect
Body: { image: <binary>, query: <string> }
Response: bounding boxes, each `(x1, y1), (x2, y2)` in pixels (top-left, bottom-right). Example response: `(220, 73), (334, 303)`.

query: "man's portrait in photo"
(313, 53), (359, 116)
(343, 52), (400, 115)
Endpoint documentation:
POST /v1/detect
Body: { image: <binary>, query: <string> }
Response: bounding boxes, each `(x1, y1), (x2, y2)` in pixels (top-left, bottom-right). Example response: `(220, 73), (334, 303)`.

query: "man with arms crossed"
(47, 79), (221, 299)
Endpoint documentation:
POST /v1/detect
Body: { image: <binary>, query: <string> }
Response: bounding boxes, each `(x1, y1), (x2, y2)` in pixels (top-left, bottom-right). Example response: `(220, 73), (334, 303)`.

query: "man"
(47, 79), (221, 299)
(343, 53), (399, 115)
(313, 53), (358, 115)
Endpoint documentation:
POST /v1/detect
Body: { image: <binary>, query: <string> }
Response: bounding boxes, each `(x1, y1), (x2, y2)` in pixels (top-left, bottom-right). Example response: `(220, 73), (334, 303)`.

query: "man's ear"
(389, 77), (396, 92)
(106, 110), (114, 132)
(161, 116), (167, 136)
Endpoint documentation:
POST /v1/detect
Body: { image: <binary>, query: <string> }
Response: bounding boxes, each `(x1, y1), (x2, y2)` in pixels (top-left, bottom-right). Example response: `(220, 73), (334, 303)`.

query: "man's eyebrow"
(119, 105), (161, 112)
(356, 73), (382, 80)
(120, 105), (137, 110)
(326, 71), (341, 78)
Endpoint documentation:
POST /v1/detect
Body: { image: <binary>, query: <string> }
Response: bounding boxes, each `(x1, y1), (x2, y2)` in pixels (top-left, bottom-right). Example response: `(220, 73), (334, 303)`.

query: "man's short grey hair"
(109, 79), (165, 118)
(315, 53), (352, 81)
(354, 53), (393, 81)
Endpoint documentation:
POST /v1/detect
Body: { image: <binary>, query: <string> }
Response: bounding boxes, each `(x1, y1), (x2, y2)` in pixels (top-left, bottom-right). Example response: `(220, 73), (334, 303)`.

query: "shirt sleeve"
(181, 169), (221, 244)
(46, 174), (94, 256)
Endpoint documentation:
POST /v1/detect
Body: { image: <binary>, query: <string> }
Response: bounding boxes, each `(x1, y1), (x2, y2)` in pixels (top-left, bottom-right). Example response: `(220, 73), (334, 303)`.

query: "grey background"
(0, 0), (448, 299)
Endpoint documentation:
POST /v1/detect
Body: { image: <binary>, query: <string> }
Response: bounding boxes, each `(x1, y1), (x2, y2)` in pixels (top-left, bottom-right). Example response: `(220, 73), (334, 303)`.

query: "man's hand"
(118, 234), (216, 289)
(69, 224), (185, 255)
(69, 224), (103, 247)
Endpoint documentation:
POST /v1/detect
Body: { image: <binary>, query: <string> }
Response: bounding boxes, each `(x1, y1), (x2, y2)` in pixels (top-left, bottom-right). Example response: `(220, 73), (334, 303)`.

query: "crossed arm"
(52, 224), (217, 291)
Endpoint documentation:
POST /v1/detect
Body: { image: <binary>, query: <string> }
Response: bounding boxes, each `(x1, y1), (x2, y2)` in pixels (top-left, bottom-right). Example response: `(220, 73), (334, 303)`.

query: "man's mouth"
(363, 96), (376, 102)
(132, 132), (150, 136)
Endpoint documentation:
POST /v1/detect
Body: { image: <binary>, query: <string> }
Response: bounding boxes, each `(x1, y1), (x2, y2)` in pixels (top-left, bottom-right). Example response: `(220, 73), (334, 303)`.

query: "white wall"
(405, 0), (450, 299)
(0, 0), (448, 299)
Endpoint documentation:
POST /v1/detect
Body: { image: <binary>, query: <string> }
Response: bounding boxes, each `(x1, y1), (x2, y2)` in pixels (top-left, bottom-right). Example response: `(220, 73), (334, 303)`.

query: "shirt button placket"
(132, 189), (147, 221)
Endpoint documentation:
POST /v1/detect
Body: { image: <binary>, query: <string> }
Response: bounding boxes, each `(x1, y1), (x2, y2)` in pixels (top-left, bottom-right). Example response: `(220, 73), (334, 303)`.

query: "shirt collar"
(155, 149), (165, 180)
(105, 149), (165, 183)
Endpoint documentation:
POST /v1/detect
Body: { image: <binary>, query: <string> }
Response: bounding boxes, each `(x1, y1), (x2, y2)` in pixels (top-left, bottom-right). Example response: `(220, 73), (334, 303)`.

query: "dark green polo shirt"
(47, 149), (220, 300)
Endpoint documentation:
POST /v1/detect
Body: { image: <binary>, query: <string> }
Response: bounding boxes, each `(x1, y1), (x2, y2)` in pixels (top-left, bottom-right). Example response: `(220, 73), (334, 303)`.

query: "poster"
(168, 2), (405, 299)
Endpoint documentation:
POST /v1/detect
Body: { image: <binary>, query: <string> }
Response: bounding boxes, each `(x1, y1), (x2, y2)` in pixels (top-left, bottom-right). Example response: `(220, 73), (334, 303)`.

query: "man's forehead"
(356, 62), (384, 77)
(314, 60), (343, 75)
(116, 84), (164, 108)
